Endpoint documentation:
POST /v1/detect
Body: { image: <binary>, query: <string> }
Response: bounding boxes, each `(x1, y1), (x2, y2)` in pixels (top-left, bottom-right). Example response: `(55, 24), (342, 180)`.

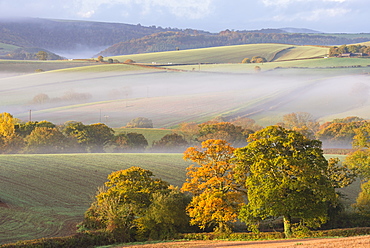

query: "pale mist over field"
(1, 69), (369, 128)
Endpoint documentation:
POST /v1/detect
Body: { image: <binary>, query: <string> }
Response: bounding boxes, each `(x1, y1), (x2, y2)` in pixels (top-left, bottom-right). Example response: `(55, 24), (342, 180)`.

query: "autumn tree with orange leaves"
(181, 139), (245, 233)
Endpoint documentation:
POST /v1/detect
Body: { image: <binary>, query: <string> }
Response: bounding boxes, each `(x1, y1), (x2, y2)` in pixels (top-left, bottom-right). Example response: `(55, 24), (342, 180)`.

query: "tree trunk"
(283, 215), (292, 238)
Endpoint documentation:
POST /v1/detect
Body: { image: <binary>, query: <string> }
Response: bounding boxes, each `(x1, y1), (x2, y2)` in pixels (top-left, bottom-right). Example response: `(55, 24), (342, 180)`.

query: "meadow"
(0, 153), (191, 244)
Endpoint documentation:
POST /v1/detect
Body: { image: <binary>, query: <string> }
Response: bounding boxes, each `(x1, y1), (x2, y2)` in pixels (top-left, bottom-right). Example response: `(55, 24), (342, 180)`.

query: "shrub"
(241, 58), (250, 63)
(126, 117), (153, 128)
(151, 133), (188, 152)
(124, 59), (135, 64)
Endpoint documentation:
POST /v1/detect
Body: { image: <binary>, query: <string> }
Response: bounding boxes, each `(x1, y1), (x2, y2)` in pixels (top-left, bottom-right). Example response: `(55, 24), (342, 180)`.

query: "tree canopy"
(182, 139), (244, 232)
(234, 126), (341, 237)
(83, 166), (189, 241)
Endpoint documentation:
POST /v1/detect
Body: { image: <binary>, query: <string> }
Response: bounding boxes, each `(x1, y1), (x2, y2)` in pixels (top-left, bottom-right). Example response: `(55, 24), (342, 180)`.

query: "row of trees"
(329, 45), (370, 57)
(1, 112), (369, 154)
(0, 113), (150, 154)
(179, 113), (370, 149)
(82, 125), (365, 241)
(241, 56), (267, 63)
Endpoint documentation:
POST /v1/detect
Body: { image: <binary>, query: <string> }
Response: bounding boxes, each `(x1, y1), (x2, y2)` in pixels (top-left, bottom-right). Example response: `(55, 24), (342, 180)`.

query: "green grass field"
(0, 43), (20, 54)
(0, 153), (191, 244)
(106, 43), (328, 64)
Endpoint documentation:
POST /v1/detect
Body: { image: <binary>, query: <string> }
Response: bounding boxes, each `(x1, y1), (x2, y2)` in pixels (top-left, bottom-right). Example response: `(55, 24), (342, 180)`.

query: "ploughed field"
(0, 153), (190, 244)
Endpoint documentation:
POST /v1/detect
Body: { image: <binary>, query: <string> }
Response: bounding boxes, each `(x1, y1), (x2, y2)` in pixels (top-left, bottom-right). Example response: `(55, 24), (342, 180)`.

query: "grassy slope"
(0, 59), (101, 78)
(0, 43), (20, 54)
(106, 43), (327, 64)
(0, 153), (191, 244)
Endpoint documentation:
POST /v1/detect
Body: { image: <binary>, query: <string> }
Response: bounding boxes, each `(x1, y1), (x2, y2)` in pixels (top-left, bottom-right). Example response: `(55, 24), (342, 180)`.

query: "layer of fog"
(52, 45), (109, 59)
(1, 69), (369, 129)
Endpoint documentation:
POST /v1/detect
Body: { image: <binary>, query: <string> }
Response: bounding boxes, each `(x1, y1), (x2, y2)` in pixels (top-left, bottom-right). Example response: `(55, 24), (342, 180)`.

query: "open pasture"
(0, 153), (190, 244)
(107, 43), (328, 64)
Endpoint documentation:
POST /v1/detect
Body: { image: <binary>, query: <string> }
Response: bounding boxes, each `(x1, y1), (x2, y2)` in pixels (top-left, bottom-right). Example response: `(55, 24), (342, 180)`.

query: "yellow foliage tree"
(181, 139), (244, 232)
(0, 112), (17, 137)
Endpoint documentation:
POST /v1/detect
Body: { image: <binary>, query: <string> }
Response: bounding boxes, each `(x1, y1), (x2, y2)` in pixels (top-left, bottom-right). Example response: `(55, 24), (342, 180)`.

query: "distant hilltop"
(0, 18), (369, 58)
(280, 27), (321, 33)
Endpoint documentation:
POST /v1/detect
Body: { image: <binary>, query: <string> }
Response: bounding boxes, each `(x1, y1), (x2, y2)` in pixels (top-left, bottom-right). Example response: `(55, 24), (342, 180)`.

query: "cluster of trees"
(329, 45), (370, 57)
(241, 56), (267, 63)
(0, 113), (150, 154)
(32, 91), (92, 105)
(82, 125), (364, 241)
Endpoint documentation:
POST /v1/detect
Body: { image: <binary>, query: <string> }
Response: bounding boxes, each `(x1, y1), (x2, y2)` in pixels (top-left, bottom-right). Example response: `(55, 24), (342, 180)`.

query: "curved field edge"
(0, 153), (190, 244)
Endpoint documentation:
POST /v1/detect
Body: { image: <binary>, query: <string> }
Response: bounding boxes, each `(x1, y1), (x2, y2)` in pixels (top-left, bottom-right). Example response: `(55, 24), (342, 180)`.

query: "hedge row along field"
(0, 153), (190, 244)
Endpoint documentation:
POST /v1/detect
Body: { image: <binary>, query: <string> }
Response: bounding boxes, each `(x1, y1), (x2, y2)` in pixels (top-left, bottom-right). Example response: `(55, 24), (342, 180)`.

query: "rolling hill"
(1, 43), (370, 128)
(106, 43), (328, 64)
(97, 30), (370, 57)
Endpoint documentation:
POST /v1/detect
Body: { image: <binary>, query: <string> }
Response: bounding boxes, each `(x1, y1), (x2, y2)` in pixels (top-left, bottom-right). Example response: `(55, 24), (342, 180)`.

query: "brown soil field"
(120, 235), (370, 248)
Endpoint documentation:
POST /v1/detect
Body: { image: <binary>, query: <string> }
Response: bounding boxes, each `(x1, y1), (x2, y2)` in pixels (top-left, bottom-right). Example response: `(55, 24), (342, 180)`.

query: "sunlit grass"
(0, 153), (190, 244)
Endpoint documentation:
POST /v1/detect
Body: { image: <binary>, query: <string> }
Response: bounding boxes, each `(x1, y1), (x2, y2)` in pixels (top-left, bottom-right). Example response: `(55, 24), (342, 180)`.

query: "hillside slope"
(0, 18), (179, 56)
(107, 43), (328, 64)
(98, 30), (370, 56)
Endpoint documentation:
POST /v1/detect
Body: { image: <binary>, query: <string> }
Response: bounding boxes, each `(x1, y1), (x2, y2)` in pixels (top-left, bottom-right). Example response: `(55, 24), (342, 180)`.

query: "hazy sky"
(0, 0), (368, 33)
